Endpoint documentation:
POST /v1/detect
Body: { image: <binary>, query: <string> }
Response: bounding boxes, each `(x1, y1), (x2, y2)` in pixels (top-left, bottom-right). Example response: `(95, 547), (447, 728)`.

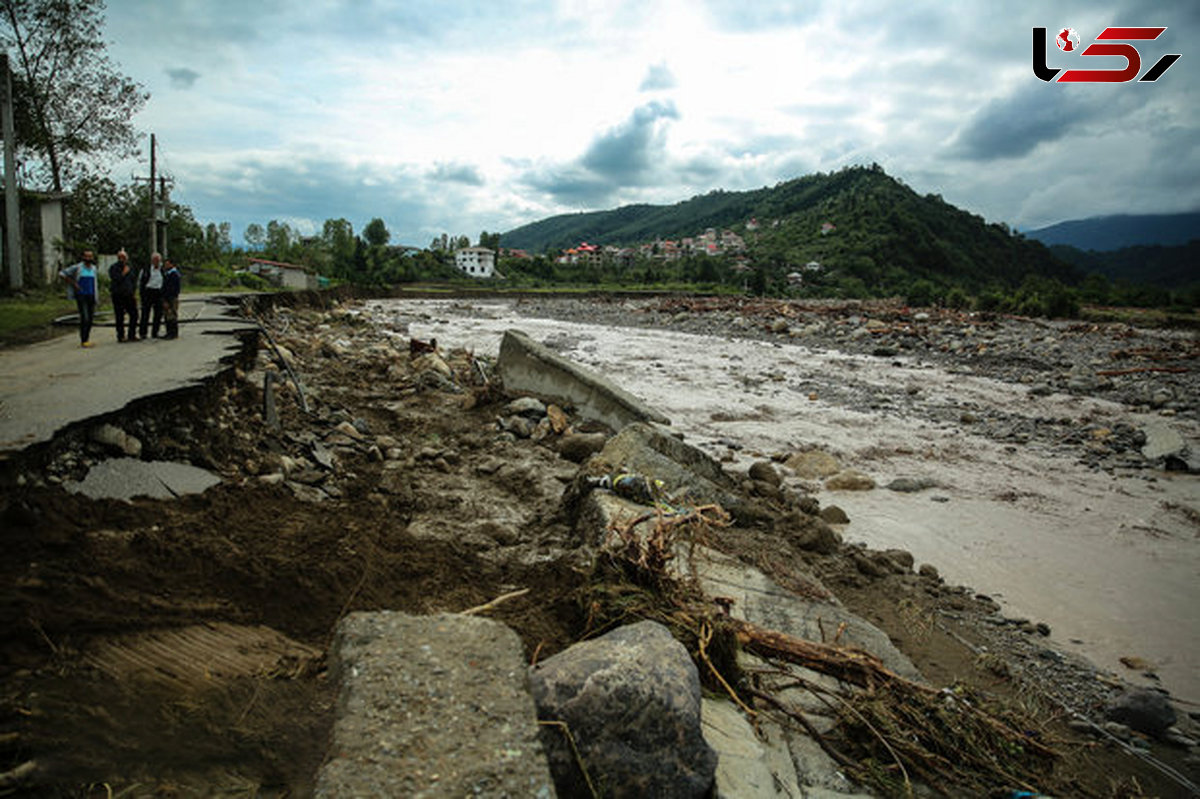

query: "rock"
(748, 460), (781, 487)
(90, 423), (142, 457)
(824, 469), (875, 491)
(505, 396), (547, 417)
(411, 352), (452, 378)
(918, 564), (939, 580)
(881, 548), (914, 571)
(546, 404), (570, 433)
(529, 621), (717, 798)
(785, 450), (840, 479)
(498, 415), (538, 438)
(819, 505), (850, 525)
(886, 477), (935, 493)
(769, 318), (789, 334)
(315, 612), (554, 798)
(1140, 420), (1188, 463)
(556, 432), (608, 463)
(775, 511), (840, 554)
(1104, 689), (1177, 738)
(333, 420), (364, 440)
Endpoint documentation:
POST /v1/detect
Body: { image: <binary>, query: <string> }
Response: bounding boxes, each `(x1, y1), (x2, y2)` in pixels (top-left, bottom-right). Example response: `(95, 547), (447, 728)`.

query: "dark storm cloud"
(952, 84), (1111, 160)
(639, 62), (676, 91)
(429, 162), (485, 186)
(522, 100), (680, 206)
(581, 101), (679, 182)
(165, 68), (201, 89)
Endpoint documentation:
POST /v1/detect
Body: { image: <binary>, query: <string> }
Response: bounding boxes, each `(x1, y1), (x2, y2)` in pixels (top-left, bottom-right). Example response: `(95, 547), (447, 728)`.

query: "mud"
(0, 293), (1196, 797)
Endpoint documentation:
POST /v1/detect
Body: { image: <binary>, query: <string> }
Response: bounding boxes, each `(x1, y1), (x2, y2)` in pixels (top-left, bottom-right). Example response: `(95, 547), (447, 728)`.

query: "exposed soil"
(0, 294), (1195, 797)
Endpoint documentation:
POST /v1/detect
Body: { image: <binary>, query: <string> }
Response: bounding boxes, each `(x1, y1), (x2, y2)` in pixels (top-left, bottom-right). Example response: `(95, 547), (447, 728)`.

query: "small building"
(804, 261), (823, 272)
(247, 257), (317, 289)
(454, 246), (496, 277)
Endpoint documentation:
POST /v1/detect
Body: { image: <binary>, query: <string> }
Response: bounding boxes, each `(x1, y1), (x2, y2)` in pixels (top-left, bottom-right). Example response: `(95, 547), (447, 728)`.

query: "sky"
(96, 0), (1199, 246)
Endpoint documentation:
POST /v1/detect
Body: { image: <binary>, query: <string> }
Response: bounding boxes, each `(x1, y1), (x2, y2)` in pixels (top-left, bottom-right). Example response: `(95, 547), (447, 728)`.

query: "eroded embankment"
(0, 292), (1195, 798)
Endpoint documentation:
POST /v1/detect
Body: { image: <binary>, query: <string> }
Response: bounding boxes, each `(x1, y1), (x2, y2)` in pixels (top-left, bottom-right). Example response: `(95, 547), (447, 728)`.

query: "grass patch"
(0, 286), (76, 347)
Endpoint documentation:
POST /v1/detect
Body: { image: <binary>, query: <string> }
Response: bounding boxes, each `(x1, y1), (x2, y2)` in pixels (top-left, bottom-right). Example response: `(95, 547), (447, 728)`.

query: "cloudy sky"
(99, 0), (1198, 246)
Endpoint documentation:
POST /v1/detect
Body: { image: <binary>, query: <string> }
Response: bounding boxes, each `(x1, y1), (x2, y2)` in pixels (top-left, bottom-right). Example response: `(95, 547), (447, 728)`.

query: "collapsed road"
(0, 290), (1197, 797)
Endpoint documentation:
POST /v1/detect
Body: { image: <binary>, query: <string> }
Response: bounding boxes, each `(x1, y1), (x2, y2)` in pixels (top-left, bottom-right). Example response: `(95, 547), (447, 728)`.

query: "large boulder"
(1104, 688), (1177, 738)
(529, 621), (717, 798)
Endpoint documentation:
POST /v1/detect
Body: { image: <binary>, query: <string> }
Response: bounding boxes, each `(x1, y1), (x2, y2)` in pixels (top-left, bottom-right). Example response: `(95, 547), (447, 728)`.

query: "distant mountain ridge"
(1026, 212), (1200, 251)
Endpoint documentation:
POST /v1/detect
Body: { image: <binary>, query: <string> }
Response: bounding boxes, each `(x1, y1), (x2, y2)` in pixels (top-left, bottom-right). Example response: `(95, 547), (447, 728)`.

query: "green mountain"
(501, 165), (1074, 295)
(1051, 241), (1200, 289)
(1026, 212), (1200, 251)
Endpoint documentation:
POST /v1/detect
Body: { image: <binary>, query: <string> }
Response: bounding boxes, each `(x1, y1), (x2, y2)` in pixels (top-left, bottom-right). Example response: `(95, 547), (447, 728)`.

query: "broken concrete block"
(498, 329), (669, 431)
(315, 611), (554, 798)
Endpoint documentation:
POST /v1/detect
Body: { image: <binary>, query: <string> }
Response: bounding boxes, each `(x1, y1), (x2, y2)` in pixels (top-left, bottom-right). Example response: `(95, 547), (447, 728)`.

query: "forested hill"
(1026, 212), (1200, 251)
(501, 165), (1074, 295)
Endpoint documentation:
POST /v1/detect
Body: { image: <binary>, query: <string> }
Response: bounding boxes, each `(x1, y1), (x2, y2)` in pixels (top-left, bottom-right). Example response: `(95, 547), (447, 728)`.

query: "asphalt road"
(0, 294), (257, 456)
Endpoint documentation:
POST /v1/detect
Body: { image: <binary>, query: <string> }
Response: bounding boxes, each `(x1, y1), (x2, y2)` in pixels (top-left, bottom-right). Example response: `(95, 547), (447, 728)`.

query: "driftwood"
(733, 618), (907, 692)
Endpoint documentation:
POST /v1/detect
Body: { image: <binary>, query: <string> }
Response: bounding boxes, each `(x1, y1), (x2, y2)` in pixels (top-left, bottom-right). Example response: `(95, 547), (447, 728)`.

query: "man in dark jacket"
(109, 249), (139, 342)
(161, 258), (182, 339)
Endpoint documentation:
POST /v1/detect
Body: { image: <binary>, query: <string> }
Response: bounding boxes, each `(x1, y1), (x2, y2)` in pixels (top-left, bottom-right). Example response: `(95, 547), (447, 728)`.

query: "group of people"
(59, 250), (182, 348)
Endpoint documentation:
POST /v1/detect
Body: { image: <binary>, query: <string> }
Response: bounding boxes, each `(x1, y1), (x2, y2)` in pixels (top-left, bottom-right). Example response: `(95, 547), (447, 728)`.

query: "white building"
(454, 246), (495, 278)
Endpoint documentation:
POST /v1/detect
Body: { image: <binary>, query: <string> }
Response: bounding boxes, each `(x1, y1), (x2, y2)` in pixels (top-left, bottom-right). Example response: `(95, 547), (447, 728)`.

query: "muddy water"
(373, 298), (1200, 703)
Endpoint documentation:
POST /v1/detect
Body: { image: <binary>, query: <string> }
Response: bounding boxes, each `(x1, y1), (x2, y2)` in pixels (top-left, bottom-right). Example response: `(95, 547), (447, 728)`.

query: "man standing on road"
(161, 258), (181, 339)
(138, 252), (165, 339)
(109, 249), (139, 342)
(59, 250), (99, 348)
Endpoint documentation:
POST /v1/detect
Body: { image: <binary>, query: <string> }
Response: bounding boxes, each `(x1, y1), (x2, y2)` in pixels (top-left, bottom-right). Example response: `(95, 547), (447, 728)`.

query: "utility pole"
(1, 54), (21, 290)
(133, 133), (172, 260)
(148, 132), (155, 257)
(159, 175), (169, 258)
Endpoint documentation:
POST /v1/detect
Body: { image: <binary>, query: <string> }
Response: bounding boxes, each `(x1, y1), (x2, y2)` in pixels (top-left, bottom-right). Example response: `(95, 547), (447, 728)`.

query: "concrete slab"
(315, 611), (555, 799)
(0, 294), (256, 456)
(498, 328), (669, 431)
(64, 458), (221, 500)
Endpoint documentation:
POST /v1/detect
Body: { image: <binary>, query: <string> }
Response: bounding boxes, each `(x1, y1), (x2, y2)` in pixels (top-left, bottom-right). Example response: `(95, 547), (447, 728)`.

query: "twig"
(538, 720), (599, 798)
(27, 618), (59, 655)
(698, 621), (756, 718)
(746, 688), (860, 771)
(0, 760), (38, 790)
(460, 587), (530, 616)
(765, 680), (914, 797)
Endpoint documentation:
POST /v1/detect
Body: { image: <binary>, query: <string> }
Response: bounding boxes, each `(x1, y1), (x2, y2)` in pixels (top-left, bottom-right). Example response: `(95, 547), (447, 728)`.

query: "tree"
(363, 217), (390, 247)
(244, 223), (265, 251)
(265, 219), (294, 257)
(1, 0), (149, 190)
